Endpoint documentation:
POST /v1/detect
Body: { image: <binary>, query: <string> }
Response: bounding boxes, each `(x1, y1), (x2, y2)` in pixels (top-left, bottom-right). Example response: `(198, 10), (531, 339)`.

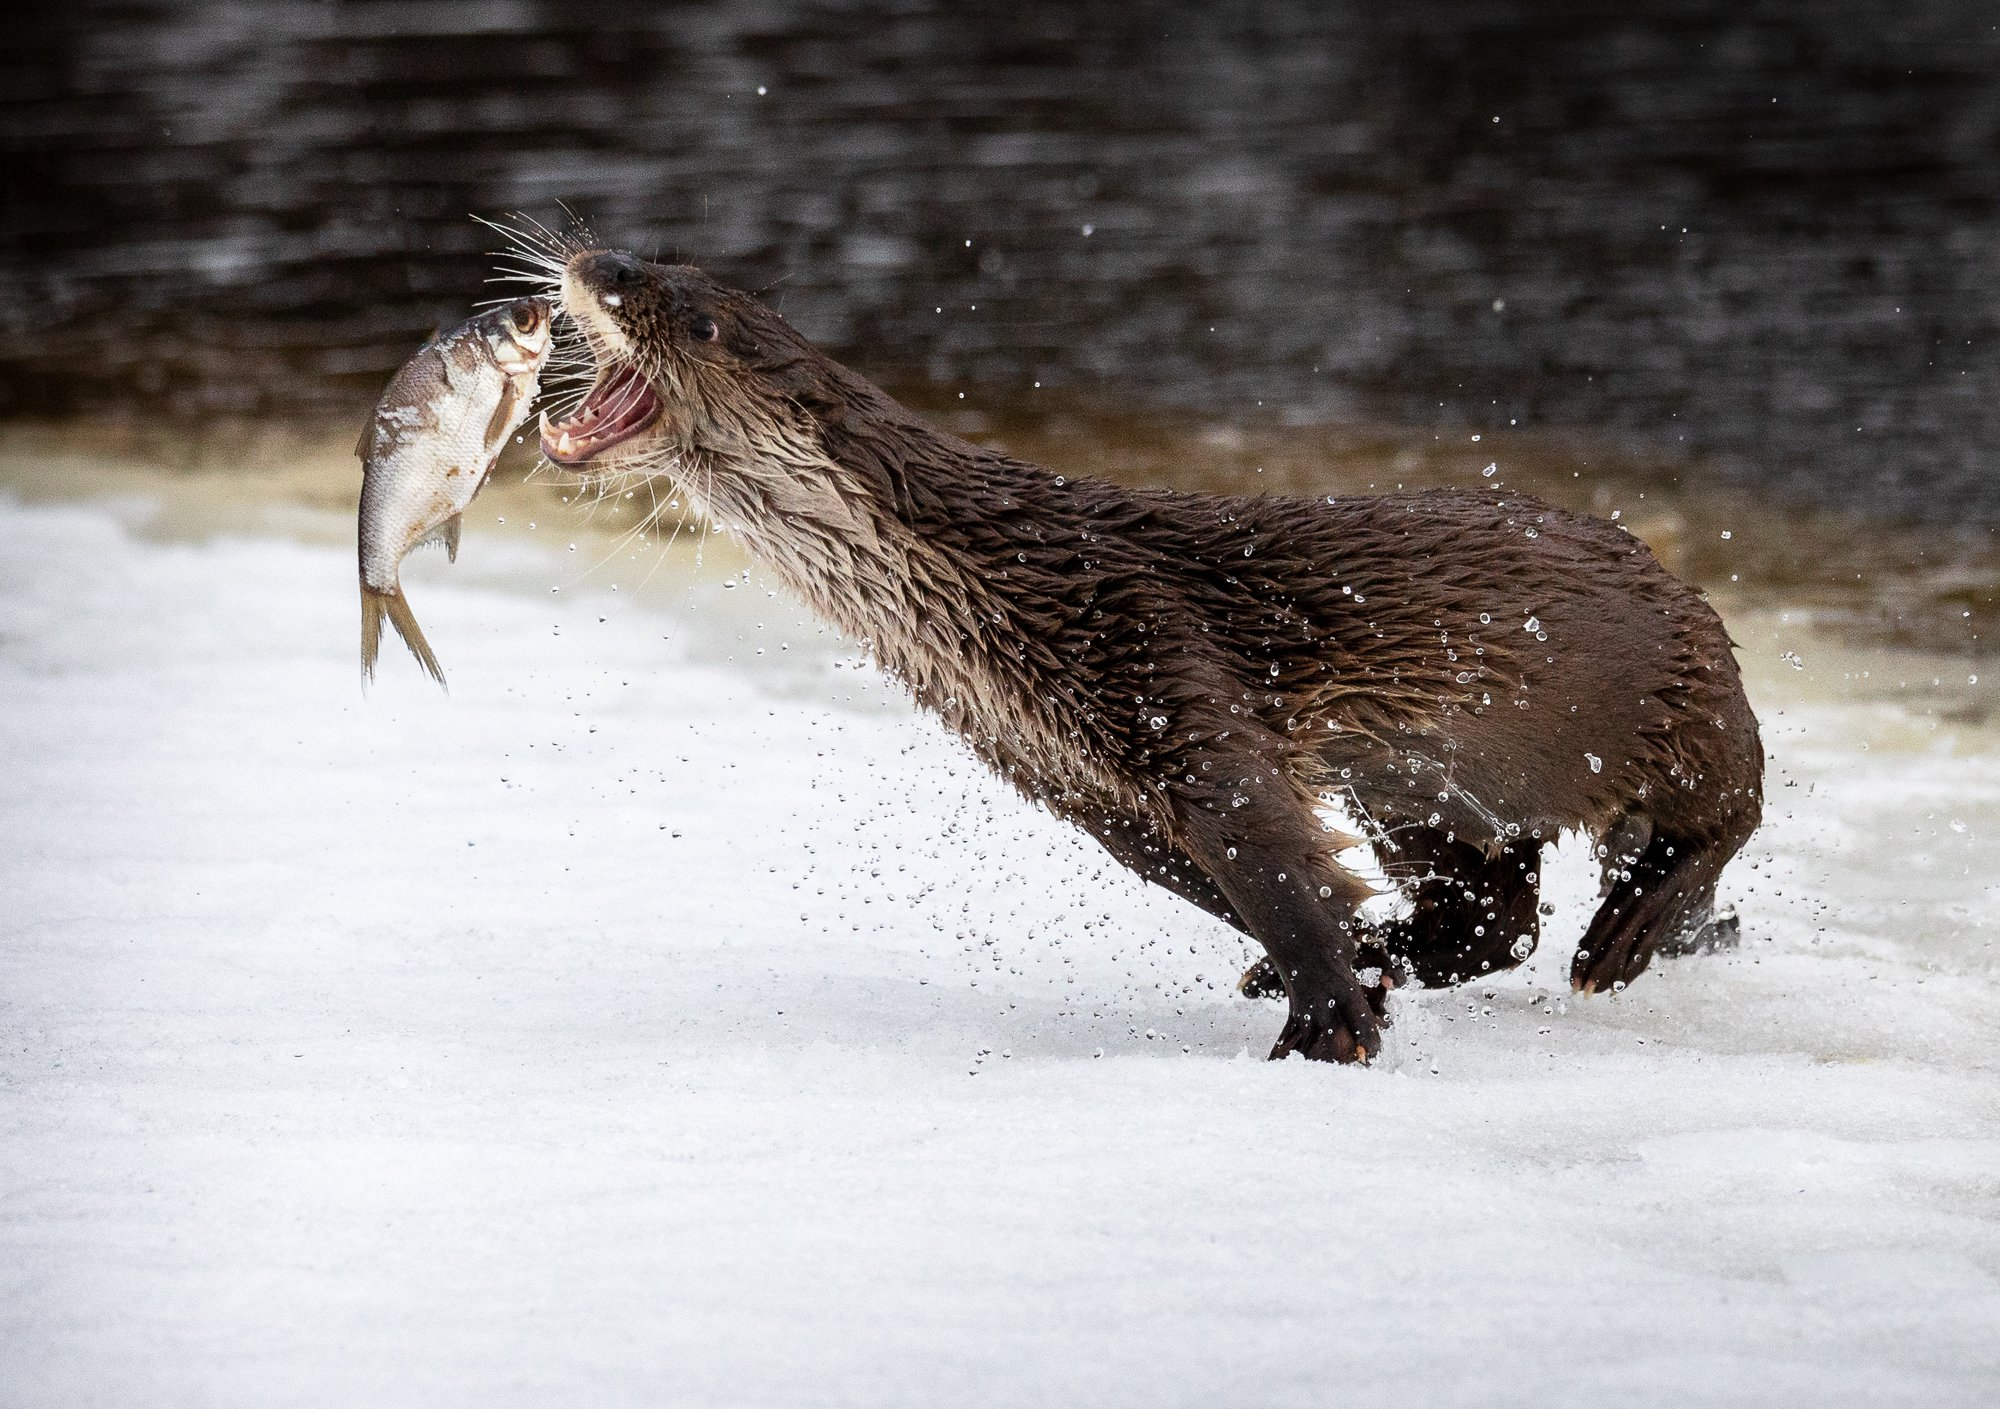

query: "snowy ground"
(3, 479), (1998, 1408)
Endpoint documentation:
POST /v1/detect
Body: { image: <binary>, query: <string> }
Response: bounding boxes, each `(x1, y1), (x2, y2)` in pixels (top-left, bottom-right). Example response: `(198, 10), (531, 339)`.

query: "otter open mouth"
(539, 361), (662, 465)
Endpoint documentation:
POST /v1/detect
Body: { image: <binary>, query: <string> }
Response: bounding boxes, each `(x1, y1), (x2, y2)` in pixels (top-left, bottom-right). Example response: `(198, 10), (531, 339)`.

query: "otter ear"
(742, 337), (849, 424)
(720, 323), (764, 363)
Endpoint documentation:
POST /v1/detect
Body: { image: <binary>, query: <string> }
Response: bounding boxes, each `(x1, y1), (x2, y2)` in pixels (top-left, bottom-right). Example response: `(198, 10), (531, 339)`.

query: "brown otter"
(536, 247), (1763, 1065)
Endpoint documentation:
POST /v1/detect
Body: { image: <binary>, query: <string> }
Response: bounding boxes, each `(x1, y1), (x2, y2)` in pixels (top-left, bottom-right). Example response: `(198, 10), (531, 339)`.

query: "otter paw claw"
(1236, 956), (1285, 1001)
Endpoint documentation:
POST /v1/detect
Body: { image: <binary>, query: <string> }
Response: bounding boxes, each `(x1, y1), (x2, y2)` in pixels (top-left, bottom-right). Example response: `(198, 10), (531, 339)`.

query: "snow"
(2, 484), (1998, 1407)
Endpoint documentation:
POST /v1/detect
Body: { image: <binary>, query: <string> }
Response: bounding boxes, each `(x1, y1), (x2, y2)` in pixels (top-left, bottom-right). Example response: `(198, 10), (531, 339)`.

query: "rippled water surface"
(8, 0), (2000, 525)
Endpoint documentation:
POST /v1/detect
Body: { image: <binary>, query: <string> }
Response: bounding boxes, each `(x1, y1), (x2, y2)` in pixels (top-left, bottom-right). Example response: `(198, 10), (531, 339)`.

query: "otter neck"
(665, 398), (1138, 811)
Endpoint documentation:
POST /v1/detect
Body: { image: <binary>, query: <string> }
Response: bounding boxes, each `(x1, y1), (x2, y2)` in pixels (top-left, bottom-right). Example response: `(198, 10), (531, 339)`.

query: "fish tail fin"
(360, 586), (385, 687)
(360, 585), (447, 692)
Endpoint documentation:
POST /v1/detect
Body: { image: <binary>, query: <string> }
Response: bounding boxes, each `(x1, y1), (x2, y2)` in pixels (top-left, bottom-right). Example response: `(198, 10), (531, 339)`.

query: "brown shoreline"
(5, 387), (1990, 660)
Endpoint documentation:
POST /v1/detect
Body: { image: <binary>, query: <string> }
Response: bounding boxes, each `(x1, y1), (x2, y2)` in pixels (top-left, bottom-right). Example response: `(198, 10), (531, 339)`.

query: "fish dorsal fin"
(417, 512), (463, 563)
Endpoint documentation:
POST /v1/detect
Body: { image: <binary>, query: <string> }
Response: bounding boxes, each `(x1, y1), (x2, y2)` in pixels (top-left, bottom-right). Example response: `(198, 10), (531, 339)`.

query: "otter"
(536, 247), (1763, 1065)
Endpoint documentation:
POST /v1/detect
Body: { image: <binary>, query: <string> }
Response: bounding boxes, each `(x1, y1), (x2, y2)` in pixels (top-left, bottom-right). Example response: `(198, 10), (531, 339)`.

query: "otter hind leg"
(1571, 821), (1750, 994)
(1369, 829), (1543, 988)
(1597, 812), (1653, 897)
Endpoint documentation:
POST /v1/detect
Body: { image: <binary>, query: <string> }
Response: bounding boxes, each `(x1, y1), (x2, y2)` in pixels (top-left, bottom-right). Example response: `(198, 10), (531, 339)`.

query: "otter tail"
(360, 583), (447, 690)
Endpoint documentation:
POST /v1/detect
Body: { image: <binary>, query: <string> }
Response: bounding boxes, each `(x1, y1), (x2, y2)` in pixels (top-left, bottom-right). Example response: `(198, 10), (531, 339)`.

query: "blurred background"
(3, 0), (1997, 648)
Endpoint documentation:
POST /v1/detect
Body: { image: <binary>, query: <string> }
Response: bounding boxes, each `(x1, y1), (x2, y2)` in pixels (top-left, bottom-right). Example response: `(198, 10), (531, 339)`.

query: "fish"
(356, 296), (552, 687)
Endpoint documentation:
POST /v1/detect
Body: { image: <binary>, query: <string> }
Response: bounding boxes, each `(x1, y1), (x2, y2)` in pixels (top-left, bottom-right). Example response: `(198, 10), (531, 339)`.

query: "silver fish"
(357, 297), (552, 687)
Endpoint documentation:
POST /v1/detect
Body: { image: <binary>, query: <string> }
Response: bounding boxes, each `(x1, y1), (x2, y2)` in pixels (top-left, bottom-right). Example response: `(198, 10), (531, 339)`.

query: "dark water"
(6, 0), (2000, 524)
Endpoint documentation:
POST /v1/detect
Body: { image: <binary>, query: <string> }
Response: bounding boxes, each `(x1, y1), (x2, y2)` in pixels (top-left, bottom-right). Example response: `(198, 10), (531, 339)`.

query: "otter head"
(540, 250), (828, 481)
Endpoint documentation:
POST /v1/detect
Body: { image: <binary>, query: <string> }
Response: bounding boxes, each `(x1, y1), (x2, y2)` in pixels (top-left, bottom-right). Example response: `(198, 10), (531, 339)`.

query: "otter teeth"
(537, 411), (576, 458)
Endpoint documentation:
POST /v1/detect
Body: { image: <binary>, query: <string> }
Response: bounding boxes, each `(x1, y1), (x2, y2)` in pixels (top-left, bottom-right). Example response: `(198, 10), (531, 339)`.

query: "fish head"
(542, 250), (828, 478)
(479, 297), (554, 375)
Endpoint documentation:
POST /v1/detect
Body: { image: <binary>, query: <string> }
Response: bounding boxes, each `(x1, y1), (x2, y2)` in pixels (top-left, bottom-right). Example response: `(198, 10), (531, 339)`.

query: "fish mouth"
(539, 360), (662, 465)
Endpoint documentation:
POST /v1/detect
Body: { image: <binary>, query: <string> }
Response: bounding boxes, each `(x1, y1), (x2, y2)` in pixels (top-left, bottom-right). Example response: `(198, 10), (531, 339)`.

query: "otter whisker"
(550, 200), (596, 248)
(552, 457), (684, 590)
(630, 473), (685, 598)
(484, 265), (567, 297)
(475, 211), (581, 266)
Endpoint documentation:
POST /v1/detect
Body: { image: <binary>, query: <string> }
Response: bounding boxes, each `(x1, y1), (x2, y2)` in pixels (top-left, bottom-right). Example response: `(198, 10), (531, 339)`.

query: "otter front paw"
(1268, 987), (1382, 1065)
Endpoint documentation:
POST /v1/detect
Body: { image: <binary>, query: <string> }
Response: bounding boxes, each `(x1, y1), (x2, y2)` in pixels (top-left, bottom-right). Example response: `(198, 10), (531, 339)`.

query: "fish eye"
(691, 314), (718, 343)
(510, 304), (537, 332)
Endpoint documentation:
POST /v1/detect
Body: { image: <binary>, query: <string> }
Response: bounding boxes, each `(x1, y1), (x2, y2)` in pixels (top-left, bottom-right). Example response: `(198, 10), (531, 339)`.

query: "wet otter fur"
(540, 248), (1764, 1065)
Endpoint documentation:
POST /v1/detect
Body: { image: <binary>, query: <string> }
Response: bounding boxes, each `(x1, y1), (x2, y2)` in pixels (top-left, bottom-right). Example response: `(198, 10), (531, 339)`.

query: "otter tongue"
(540, 363), (660, 464)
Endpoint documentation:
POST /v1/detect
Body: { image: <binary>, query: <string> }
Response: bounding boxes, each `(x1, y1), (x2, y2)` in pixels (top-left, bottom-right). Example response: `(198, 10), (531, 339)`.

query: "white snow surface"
(3, 489), (1998, 1407)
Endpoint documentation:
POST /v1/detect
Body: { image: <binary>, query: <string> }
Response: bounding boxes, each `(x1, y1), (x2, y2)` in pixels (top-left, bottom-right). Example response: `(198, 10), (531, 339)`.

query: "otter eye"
(691, 314), (718, 343)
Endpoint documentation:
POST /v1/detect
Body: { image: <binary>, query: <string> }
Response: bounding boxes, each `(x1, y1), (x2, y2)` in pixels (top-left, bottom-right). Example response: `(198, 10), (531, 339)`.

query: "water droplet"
(1482, 462), (1498, 478)
(1585, 753), (1603, 773)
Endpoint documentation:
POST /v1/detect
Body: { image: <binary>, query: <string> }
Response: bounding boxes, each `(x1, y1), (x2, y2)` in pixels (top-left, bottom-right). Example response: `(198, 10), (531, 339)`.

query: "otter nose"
(578, 251), (648, 289)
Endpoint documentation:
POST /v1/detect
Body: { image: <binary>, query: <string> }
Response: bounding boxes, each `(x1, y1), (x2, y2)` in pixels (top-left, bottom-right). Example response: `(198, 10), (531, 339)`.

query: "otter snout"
(575, 250), (648, 290)
(562, 250), (653, 354)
